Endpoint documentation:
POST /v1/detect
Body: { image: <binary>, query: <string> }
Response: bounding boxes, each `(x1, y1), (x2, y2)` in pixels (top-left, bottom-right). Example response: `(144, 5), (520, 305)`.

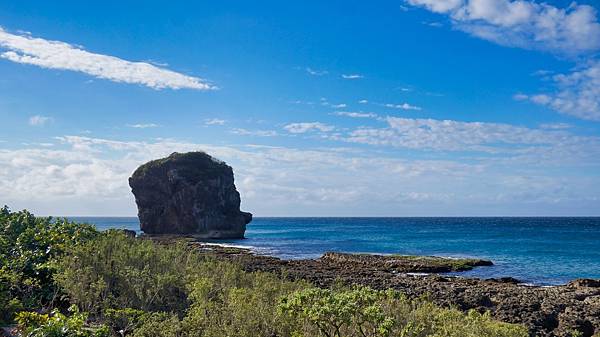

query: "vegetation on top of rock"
(131, 152), (228, 182)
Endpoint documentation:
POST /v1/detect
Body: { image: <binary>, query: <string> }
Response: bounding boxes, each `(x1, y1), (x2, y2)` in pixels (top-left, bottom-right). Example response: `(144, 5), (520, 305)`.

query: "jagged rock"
(488, 277), (522, 284)
(129, 152), (252, 238)
(568, 279), (600, 288)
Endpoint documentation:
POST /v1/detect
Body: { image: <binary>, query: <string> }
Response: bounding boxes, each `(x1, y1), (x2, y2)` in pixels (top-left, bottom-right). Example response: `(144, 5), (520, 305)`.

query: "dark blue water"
(68, 217), (600, 286)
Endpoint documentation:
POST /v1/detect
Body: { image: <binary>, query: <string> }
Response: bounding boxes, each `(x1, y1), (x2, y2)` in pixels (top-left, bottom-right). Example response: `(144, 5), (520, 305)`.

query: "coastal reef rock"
(129, 152), (252, 238)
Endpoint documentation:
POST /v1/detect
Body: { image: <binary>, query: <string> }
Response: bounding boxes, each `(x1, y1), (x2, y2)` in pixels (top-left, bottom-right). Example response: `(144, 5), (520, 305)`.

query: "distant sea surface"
(68, 217), (600, 286)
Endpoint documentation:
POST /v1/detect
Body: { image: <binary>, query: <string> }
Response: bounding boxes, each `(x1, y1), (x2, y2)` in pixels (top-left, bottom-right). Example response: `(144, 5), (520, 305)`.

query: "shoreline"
(192, 240), (565, 287)
(173, 238), (600, 337)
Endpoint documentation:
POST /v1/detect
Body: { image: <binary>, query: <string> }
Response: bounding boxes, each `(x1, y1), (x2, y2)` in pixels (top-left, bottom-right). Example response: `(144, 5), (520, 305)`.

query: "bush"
(0, 206), (98, 323)
(15, 305), (109, 337)
(279, 286), (529, 337)
(130, 312), (182, 337)
(53, 232), (199, 316)
(103, 308), (146, 337)
(182, 262), (306, 337)
(280, 286), (398, 337)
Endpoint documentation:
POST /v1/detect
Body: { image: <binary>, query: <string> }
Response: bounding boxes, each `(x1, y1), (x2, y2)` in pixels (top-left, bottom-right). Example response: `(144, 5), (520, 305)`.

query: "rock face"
(129, 152), (252, 238)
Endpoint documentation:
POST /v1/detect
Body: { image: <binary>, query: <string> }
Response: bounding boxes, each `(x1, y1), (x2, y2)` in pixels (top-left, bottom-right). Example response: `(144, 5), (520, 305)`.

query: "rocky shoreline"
(187, 241), (599, 337)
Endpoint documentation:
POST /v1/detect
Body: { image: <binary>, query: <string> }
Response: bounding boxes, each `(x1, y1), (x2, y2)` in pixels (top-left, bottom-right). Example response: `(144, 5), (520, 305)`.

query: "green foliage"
(126, 312), (180, 337)
(3, 206), (530, 337)
(15, 305), (109, 337)
(280, 286), (398, 337)
(279, 286), (528, 337)
(0, 206), (99, 323)
(132, 152), (227, 182)
(53, 232), (199, 315)
(130, 312), (182, 337)
(103, 308), (146, 337)
(182, 261), (306, 337)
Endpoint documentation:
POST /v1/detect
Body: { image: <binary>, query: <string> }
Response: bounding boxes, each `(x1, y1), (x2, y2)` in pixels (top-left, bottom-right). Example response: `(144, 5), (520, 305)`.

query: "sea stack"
(128, 152), (252, 238)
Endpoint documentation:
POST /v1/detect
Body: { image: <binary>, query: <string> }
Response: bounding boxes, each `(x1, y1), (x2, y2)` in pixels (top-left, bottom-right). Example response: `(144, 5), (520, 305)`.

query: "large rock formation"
(129, 152), (252, 238)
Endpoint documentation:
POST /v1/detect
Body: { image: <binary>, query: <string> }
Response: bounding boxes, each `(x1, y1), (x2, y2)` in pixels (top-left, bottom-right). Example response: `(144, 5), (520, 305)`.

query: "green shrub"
(182, 262), (306, 337)
(0, 206), (98, 323)
(53, 232), (200, 315)
(130, 312), (182, 337)
(279, 286), (396, 337)
(279, 286), (528, 337)
(0, 274), (24, 323)
(103, 308), (146, 337)
(15, 305), (109, 337)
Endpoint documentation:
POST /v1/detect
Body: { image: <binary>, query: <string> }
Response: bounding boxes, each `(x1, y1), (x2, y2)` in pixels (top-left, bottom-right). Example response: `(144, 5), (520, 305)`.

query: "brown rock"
(129, 152), (252, 238)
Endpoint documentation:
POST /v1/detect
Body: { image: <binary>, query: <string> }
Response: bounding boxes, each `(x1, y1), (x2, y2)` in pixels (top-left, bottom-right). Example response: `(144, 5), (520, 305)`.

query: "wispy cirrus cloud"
(0, 27), (215, 90)
(306, 67), (328, 76)
(204, 118), (226, 126)
(406, 0), (600, 55)
(333, 111), (378, 119)
(341, 74), (364, 79)
(284, 122), (335, 134)
(538, 123), (572, 130)
(126, 123), (159, 129)
(29, 115), (52, 126)
(382, 102), (422, 110)
(340, 116), (600, 160)
(230, 128), (279, 137)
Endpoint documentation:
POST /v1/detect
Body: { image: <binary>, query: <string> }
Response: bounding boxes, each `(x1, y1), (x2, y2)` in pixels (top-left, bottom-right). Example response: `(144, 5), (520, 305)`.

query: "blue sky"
(1, 0), (600, 216)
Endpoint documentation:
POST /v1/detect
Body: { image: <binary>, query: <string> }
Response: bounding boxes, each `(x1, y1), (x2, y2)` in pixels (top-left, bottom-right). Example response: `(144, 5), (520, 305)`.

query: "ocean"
(67, 216), (600, 286)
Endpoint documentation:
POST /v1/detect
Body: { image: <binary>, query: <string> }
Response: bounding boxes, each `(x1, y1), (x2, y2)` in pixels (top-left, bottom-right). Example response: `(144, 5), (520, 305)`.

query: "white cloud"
(0, 27), (215, 90)
(320, 99), (347, 109)
(284, 122), (335, 134)
(423, 21), (444, 27)
(29, 115), (52, 126)
(341, 74), (364, 79)
(359, 99), (369, 104)
(204, 118), (226, 126)
(340, 116), (600, 158)
(230, 128), (279, 137)
(513, 93), (529, 101)
(306, 67), (328, 76)
(333, 111), (378, 118)
(406, 0), (600, 55)
(525, 61), (600, 121)
(126, 123), (159, 129)
(539, 123), (571, 130)
(383, 103), (422, 110)
(1, 135), (598, 216)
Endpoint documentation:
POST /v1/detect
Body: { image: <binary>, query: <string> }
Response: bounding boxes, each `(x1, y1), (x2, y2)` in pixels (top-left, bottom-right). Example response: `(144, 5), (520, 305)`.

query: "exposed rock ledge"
(187, 242), (600, 337)
(129, 152), (252, 238)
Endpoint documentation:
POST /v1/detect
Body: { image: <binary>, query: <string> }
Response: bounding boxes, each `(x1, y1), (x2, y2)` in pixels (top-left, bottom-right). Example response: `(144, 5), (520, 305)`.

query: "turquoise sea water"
(68, 217), (600, 286)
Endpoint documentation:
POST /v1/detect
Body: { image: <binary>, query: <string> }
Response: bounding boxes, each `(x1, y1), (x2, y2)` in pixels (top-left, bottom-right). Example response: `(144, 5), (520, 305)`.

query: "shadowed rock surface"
(187, 242), (600, 337)
(129, 152), (252, 238)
